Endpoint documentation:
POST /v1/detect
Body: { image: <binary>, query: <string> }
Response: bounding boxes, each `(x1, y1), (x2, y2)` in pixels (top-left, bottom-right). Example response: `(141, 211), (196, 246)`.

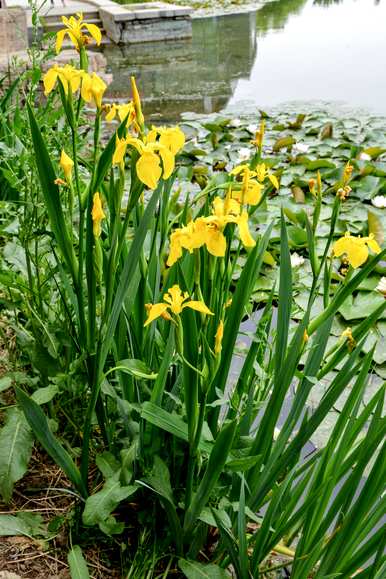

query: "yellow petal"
(268, 173), (279, 189)
(60, 150), (74, 182)
(69, 73), (81, 94)
(167, 233), (183, 267)
(237, 211), (256, 248)
(333, 236), (351, 258)
(158, 146), (175, 180)
(91, 192), (106, 238)
(105, 106), (116, 122)
(214, 320), (224, 355)
(113, 136), (127, 166)
(159, 127), (185, 155)
(55, 29), (67, 53)
(348, 244), (368, 268)
(205, 229), (227, 257)
(164, 285), (187, 314)
(43, 67), (58, 95)
(244, 181), (263, 205)
(333, 237), (368, 269)
(126, 137), (144, 155)
(136, 151), (162, 189)
(147, 128), (158, 144)
(80, 72), (91, 102)
(84, 22), (102, 45)
(144, 303), (169, 326)
(183, 301), (214, 316)
(131, 76), (144, 127)
(366, 236), (381, 254)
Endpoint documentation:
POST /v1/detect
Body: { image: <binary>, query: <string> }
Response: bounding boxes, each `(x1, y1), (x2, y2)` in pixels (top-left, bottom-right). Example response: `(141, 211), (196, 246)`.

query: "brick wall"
(0, 8), (28, 54)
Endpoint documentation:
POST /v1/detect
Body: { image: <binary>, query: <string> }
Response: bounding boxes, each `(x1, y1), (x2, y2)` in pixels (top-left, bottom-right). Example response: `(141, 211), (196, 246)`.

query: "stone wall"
(99, 2), (192, 45)
(0, 8), (28, 53)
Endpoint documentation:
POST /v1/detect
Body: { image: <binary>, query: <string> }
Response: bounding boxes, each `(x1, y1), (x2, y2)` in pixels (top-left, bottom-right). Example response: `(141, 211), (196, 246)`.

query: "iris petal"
(144, 303), (169, 327)
(183, 301), (214, 316)
(55, 29), (67, 54)
(136, 151), (162, 189)
(84, 22), (102, 45)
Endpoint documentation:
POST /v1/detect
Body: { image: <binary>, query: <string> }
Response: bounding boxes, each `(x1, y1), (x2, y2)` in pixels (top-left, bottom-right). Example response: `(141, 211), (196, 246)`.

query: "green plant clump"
(0, 14), (385, 579)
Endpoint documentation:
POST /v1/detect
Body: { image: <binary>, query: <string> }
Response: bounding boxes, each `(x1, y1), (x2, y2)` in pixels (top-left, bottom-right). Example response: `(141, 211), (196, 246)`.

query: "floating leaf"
(368, 211), (384, 245)
(273, 136), (296, 152)
(292, 186), (305, 203)
(362, 147), (386, 159)
(320, 122), (333, 139)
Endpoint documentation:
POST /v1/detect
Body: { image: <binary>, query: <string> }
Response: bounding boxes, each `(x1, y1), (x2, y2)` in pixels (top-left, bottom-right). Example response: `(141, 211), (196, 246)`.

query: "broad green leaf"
(0, 512), (43, 536)
(143, 456), (174, 504)
(68, 545), (90, 579)
(0, 514), (31, 536)
(31, 385), (59, 405)
(0, 376), (12, 392)
(178, 559), (230, 578)
(141, 402), (212, 454)
(0, 408), (33, 503)
(82, 477), (137, 530)
(16, 388), (87, 498)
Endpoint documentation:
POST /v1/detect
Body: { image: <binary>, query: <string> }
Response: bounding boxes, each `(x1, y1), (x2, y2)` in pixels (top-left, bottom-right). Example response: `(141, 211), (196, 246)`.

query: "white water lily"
(371, 195), (386, 209)
(247, 123), (258, 133)
(290, 252), (305, 268)
(376, 277), (386, 296)
(293, 142), (310, 154)
(230, 118), (242, 128)
(237, 147), (251, 162)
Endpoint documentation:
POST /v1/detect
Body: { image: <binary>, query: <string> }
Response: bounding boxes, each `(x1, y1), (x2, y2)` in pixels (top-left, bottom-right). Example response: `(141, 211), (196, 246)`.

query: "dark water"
(104, 0), (386, 121)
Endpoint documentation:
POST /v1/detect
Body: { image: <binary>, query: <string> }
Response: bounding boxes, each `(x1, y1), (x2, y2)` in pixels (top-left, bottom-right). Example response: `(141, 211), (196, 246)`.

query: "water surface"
(104, 0), (386, 121)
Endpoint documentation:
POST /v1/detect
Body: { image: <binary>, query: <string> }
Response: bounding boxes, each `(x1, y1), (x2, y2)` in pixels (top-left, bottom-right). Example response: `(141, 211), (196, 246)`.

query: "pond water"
(104, 0), (386, 121)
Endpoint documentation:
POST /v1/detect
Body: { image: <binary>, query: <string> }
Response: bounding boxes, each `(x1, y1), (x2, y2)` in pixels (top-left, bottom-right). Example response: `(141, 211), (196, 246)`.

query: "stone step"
(37, 17), (103, 32)
(40, 8), (101, 23)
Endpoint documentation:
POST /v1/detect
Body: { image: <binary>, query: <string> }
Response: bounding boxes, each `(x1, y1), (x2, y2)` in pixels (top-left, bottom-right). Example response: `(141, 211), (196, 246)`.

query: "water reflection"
(103, 0), (386, 121)
(104, 11), (257, 121)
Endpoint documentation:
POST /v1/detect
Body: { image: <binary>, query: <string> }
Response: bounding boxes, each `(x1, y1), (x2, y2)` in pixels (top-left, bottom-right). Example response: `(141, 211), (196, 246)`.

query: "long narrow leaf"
(16, 388), (87, 498)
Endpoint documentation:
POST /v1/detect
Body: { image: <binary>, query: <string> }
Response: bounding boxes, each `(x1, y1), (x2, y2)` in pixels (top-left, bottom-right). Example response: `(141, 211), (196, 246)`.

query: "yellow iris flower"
(231, 166), (263, 205)
(230, 163), (279, 205)
(91, 192), (106, 237)
(56, 12), (102, 54)
(60, 150), (74, 182)
(333, 232), (381, 269)
(81, 72), (107, 109)
(167, 196), (255, 267)
(43, 64), (81, 96)
(113, 136), (174, 189)
(147, 126), (186, 155)
(43, 66), (107, 110)
(112, 128), (184, 189)
(105, 102), (136, 127)
(144, 284), (213, 326)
